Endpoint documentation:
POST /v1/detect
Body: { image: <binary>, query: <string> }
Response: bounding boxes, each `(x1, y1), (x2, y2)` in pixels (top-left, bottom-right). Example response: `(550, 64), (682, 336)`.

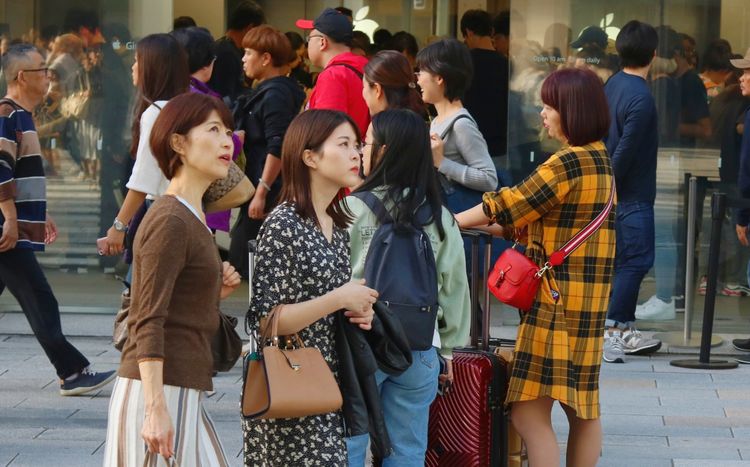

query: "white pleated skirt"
(102, 377), (229, 467)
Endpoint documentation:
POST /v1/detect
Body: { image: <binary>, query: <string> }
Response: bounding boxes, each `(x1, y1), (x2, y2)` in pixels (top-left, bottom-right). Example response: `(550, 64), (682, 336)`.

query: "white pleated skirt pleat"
(102, 377), (229, 467)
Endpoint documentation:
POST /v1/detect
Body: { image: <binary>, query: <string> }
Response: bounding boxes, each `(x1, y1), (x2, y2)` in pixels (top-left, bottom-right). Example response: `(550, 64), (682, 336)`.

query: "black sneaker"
(737, 355), (750, 365)
(60, 368), (116, 396)
(732, 338), (750, 352)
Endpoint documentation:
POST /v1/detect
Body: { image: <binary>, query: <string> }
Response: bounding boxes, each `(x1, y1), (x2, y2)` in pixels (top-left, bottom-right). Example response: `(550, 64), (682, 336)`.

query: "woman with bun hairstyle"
(361, 49), (425, 117)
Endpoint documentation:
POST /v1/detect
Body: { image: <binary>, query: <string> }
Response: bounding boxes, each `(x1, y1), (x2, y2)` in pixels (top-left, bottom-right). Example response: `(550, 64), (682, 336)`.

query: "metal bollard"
(671, 192), (737, 370)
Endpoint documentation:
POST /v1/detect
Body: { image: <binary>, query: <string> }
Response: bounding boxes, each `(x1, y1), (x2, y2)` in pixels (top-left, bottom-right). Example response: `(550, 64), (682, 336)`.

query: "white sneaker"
(635, 295), (676, 321)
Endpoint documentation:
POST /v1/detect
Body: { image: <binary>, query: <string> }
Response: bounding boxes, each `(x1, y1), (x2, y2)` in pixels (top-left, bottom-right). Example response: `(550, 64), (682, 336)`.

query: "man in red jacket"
(297, 8), (370, 137)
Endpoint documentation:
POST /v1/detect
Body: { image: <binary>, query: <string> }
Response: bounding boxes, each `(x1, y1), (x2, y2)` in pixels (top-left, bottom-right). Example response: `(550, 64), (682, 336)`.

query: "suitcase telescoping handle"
(461, 229), (493, 351)
(247, 240), (257, 303)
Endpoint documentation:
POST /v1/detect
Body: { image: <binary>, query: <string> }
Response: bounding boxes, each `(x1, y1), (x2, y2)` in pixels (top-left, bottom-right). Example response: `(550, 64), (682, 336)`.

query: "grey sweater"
(431, 108), (498, 192)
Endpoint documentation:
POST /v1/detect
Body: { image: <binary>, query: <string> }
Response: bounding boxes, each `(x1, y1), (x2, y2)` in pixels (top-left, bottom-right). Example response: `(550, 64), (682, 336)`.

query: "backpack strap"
(351, 191), (393, 224)
(545, 180), (616, 269)
(439, 113), (474, 140)
(324, 62), (364, 79)
(413, 201), (434, 227)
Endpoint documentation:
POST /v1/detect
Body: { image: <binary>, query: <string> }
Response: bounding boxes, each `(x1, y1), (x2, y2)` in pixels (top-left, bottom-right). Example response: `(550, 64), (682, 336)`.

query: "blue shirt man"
(603, 21), (663, 363)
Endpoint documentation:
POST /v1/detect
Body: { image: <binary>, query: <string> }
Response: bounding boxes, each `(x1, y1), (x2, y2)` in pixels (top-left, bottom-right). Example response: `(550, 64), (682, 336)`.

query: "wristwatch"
(112, 218), (128, 233)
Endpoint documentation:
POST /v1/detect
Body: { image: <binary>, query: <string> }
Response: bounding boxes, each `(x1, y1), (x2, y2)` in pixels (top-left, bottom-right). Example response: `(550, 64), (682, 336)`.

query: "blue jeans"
(606, 202), (655, 329)
(346, 348), (440, 467)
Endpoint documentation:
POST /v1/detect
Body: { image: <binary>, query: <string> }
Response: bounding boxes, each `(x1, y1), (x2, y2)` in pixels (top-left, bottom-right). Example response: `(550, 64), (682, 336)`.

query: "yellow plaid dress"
(483, 141), (615, 420)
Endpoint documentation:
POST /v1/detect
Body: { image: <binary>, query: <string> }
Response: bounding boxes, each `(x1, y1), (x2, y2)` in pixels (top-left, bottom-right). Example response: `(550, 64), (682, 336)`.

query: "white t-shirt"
(126, 100), (169, 197)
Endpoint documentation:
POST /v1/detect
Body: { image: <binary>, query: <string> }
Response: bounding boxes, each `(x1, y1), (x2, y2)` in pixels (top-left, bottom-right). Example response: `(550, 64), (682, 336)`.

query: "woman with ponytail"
(361, 49), (425, 118)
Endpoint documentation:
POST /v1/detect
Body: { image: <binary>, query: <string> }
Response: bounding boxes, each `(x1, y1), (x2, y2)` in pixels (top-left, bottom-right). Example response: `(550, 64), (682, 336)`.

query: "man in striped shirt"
(1, 44), (115, 396)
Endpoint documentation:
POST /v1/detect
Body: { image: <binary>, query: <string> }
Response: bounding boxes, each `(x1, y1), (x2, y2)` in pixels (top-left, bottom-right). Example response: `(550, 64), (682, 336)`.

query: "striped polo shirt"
(0, 99), (46, 251)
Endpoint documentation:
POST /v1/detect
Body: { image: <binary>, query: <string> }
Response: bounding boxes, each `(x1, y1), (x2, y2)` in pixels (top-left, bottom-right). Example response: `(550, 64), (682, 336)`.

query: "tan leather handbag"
(242, 306), (342, 420)
(203, 161), (255, 213)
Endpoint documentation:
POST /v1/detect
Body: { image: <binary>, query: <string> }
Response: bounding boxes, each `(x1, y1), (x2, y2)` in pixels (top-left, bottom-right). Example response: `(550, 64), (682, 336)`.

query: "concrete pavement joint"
(6, 453), (19, 466)
(40, 379), (55, 390)
(32, 427), (48, 439)
(66, 409), (80, 419)
(92, 440), (105, 455)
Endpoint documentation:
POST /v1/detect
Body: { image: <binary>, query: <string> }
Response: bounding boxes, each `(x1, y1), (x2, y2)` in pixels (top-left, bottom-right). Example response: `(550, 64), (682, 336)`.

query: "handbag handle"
(259, 305), (306, 349)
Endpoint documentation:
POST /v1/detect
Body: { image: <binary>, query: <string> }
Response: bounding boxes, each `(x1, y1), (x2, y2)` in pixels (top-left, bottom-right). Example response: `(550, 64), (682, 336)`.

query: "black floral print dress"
(243, 202), (350, 467)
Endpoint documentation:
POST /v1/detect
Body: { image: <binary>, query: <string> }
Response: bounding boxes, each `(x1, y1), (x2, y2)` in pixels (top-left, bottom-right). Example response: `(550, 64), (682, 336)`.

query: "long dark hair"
(354, 109), (447, 240)
(364, 50), (425, 116)
(130, 33), (190, 157)
(279, 109), (358, 229)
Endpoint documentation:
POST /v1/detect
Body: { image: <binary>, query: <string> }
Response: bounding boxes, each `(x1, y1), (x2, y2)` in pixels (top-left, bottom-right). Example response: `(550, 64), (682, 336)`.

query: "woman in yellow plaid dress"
(457, 68), (616, 467)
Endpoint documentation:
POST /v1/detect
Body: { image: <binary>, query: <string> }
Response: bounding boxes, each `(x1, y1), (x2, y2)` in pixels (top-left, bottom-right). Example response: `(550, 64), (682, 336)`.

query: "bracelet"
(258, 178), (272, 192)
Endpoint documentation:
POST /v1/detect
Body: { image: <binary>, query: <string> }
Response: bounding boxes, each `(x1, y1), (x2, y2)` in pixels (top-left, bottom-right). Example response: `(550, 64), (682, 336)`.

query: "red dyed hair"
(541, 68), (610, 147)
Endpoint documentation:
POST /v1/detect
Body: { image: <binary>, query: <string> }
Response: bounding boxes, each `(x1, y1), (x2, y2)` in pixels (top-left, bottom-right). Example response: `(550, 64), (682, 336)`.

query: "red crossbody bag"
(487, 182), (615, 311)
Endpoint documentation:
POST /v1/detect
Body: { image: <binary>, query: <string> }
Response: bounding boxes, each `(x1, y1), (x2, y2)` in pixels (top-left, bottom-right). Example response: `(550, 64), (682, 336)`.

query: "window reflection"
(0, 0), (748, 316)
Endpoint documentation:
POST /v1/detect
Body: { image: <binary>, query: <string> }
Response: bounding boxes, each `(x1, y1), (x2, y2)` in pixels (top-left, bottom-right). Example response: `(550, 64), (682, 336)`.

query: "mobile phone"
(438, 354), (448, 375)
(96, 237), (107, 255)
(437, 354), (452, 396)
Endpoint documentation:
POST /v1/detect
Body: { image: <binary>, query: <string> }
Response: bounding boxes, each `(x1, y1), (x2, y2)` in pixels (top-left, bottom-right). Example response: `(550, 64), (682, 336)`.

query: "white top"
(126, 100), (170, 197)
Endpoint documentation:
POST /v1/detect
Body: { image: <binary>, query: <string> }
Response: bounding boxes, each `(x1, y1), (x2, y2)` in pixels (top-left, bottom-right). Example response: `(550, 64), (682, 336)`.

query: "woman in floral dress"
(243, 109), (378, 466)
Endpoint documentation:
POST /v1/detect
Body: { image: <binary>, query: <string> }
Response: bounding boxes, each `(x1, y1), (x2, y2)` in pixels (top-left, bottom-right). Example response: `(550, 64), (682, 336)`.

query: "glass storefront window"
(0, 0), (748, 328)
(507, 0), (750, 331)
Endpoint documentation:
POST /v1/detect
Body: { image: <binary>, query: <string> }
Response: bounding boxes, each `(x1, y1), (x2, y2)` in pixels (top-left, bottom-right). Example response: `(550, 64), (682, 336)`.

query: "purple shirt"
(189, 77), (242, 232)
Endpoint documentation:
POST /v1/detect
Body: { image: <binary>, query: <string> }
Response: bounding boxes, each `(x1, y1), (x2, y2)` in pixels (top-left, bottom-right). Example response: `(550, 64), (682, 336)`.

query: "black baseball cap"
(296, 8), (353, 44)
(571, 26), (608, 49)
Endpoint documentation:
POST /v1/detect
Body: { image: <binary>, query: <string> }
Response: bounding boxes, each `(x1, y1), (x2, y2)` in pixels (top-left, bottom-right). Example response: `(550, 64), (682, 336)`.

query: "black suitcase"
(426, 230), (513, 467)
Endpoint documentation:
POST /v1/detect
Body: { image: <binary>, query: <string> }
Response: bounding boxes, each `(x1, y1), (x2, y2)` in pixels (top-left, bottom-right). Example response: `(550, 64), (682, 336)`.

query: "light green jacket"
(346, 191), (471, 358)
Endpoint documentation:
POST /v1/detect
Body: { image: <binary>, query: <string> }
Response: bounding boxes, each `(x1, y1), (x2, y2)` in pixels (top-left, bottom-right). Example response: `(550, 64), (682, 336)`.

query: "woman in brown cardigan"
(103, 93), (241, 466)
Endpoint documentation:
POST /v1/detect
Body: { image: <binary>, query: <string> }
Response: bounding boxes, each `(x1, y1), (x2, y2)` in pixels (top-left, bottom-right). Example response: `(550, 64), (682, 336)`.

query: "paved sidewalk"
(1, 314), (750, 466)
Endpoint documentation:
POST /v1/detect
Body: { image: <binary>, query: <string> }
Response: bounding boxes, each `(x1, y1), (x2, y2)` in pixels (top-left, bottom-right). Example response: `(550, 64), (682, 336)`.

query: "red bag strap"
(546, 179), (615, 268)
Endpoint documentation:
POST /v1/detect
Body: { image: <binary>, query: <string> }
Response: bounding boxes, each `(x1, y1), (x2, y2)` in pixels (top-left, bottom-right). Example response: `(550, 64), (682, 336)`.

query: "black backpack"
(352, 191), (439, 350)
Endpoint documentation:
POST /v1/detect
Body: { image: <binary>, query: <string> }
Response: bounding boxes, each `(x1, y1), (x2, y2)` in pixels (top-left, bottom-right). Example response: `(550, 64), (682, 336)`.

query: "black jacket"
(234, 76), (306, 184)
(336, 301), (412, 459)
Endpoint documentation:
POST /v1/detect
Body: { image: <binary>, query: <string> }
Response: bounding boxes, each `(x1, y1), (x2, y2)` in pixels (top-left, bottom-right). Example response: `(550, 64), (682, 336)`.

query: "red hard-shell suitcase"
(426, 230), (512, 467)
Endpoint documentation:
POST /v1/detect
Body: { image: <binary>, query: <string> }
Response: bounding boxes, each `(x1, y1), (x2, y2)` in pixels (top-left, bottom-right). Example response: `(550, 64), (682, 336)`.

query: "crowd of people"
(2, 1), (750, 466)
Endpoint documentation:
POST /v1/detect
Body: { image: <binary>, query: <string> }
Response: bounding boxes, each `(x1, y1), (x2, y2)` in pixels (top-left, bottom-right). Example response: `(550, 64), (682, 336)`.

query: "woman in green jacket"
(345, 109), (470, 466)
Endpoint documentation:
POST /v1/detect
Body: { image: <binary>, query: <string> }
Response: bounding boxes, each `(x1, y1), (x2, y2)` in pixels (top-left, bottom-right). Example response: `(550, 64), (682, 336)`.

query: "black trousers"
(0, 248), (89, 379)
(228, 188), (279, 278)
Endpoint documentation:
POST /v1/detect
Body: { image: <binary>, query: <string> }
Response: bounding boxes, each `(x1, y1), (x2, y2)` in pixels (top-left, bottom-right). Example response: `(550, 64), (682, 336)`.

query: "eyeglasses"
(356, 142), (374, 155)
(14, 67), (50, 80)
(306, 34), (324, 44)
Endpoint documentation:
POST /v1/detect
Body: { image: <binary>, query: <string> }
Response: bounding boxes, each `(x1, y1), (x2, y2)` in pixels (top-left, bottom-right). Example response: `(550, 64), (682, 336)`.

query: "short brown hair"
(279, 109), (359, 229)
(541, 68), (610, 147)
(242, 24), (291, 67)
(149, 93), (234, 179)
